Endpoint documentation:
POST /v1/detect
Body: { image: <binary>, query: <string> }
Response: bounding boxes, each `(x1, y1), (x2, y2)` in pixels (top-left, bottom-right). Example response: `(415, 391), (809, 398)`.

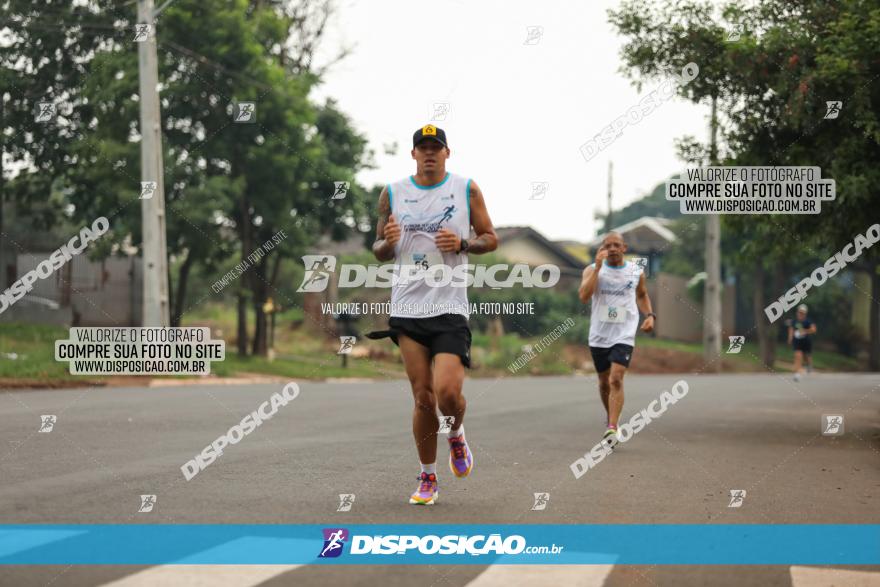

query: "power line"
(161, 40), (276, 92)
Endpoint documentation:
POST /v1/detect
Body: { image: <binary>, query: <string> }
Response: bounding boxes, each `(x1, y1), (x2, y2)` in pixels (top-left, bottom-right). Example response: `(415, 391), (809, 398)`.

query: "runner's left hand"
(640, 315), (655, 333)
(435, 228), (461, 252)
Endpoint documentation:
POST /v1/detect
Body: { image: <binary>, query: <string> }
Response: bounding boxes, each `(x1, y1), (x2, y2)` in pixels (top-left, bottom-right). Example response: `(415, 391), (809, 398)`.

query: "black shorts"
(792, 338), (812, 354)
(589, 343), (634, 372)
(366, 314), (472, 368)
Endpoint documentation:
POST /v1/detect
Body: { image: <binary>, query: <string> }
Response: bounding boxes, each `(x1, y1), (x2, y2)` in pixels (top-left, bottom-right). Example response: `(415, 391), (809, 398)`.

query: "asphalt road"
(1, 372), (878, 586)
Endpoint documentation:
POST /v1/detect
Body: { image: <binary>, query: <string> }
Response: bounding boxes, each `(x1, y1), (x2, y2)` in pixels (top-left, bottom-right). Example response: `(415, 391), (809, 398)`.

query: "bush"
(468, 287), (590, 345)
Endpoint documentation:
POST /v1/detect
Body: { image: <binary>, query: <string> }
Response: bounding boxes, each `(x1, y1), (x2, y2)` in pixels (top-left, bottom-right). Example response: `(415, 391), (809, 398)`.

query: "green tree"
(3, 1), (372, 356)
(0, 1), (135, 282)
(610, 0), (880, 368)
(711, 0), (880, 367)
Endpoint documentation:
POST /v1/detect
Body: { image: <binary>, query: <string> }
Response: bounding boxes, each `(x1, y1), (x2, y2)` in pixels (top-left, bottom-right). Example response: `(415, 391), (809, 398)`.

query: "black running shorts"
(366, 313), (472, 368)
(589, 343), (634, 372)
(792, 337), (812, 354)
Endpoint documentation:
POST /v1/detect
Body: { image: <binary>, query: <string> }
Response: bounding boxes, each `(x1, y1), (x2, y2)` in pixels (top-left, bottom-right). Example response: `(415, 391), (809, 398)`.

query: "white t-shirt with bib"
(388, 172), (471, 319)
(588, 260), (642, 347)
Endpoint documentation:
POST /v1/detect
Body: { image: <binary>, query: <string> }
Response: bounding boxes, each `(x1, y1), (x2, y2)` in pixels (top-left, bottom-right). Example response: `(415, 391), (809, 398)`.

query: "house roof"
(587, 216), (677, 251)
(495, 226), (586, 270)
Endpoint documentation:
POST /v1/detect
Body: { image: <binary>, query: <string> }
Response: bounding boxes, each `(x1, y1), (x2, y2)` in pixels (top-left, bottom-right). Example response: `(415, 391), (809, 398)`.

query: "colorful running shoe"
(602, 427), (619, 450)
(448, 435), (474, 477)
(409, 472), (438, 505)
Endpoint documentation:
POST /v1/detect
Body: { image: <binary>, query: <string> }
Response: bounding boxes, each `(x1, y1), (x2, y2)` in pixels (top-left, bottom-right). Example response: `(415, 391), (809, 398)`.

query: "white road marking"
(464, 564), (615, 586)
(98, 537), (306, 586)
(98, 564), (301, 587)
(790, 566), (880, 587)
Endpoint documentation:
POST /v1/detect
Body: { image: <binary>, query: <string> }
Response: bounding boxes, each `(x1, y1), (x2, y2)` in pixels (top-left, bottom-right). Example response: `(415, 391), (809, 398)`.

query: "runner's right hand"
(594, 247), (608, 266)
(384, 214), (401, 247)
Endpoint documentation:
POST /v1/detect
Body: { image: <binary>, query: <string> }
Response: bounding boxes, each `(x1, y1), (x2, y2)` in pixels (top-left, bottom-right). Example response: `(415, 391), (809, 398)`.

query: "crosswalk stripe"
(464, 564), (614, 587)
(790, 566), (880, 587)
(98, 537), (306, 586)
(98, 564), (301, 587)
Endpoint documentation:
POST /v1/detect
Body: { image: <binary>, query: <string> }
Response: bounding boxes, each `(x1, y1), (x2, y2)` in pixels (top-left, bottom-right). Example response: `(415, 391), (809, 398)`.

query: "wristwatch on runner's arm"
(458, 238), (469, 253)
(646, 312), (657, 320)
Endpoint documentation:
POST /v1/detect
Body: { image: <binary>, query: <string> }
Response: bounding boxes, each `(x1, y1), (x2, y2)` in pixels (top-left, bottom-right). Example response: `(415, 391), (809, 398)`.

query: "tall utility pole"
(606, 160), (614, 230)
(703, 96), (722, 369)
(0, 96), (6, 292)
(137, 0), (170, 327)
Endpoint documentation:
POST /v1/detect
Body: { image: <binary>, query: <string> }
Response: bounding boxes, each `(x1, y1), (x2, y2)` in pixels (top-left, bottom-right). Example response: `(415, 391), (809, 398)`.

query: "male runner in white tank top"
(578, 232), (655, 449)
(367, 124), (498, 505)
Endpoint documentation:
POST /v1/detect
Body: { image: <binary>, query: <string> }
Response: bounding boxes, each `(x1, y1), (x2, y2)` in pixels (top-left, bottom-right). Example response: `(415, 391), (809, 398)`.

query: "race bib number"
(399, 252), (443, 283)
(410, 252), (442, 272)
(598, 304), (626, 323)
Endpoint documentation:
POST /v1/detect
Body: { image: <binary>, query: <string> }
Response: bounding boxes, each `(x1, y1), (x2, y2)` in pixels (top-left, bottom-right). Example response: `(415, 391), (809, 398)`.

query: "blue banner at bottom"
(0, 525), (877, 565)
